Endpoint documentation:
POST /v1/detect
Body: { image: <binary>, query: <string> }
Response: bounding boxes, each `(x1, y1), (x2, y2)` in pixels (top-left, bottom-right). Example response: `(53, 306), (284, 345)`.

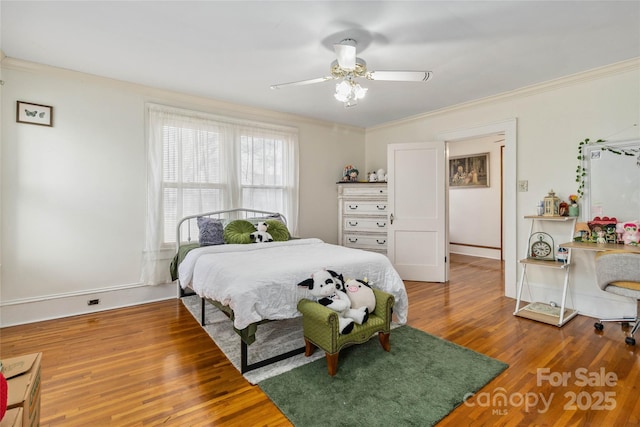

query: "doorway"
(447, 133), (504, 260)
(438, 119), (517, 298)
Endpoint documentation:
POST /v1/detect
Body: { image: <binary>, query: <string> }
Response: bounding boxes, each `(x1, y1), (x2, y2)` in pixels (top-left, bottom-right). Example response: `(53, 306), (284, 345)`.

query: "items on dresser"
(337, 182), (388, 254)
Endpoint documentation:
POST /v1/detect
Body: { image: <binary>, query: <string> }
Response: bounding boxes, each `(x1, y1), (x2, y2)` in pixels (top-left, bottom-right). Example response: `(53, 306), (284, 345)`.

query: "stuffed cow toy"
(250, 221), (273, 243)
(298, 269), (369, 334)
(340, 277), (376, 314)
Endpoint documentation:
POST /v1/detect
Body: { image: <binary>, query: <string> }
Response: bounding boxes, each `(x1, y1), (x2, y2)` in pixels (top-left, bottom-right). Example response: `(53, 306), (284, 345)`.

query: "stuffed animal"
(250, 221), (273, 243)
(297, 269), (369, 334)
(618, 221), (640, 245)
(339, 277), (376, 314)
(325, 271), (369, 323)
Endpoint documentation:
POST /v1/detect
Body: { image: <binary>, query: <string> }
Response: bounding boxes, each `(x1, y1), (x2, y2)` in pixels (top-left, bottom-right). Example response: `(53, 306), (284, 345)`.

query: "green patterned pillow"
(265, 219), (289, 241)
(223, 220), (256, 244)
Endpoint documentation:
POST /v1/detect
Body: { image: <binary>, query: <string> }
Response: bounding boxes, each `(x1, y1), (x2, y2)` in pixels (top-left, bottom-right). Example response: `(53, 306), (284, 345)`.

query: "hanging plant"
(576, 138), (604, 198)
(576, 137), (640, 198)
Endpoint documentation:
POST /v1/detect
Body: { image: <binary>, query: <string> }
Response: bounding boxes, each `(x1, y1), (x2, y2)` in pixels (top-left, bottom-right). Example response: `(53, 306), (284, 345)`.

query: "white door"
(387, 141), (448, 282)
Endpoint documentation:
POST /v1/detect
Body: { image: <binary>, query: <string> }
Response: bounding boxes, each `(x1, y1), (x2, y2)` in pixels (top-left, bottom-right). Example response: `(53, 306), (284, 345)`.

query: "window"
(240, 134), (287, 212)
(142, 104), (298, 285)
(162, 124), (226, 244)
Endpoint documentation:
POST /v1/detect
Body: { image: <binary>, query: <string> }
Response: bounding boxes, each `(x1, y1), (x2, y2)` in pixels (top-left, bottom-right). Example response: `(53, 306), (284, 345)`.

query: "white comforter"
(178, 238), (408, 330)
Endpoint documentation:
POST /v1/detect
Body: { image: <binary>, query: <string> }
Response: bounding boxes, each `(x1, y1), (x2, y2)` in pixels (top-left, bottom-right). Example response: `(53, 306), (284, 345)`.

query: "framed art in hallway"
(16, 100), (53, 126)
(449, 152), (489, 188)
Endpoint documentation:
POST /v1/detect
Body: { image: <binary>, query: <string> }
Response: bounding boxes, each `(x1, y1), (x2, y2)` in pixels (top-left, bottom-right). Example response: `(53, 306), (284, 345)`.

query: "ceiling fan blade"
(333, 41), (357, 70)
(368, 71), (433, 82)
(270, 76), (335, 90)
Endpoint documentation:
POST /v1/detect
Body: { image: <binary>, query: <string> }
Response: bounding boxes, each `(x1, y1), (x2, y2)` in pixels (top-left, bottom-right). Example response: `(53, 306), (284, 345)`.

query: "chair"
(297, 288), (394, 376)
(593, 250), (640, 345)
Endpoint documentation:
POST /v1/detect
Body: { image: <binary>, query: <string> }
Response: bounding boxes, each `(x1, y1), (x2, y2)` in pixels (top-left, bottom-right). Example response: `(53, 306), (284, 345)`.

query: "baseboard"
(0, 283), (177, 327)
(450, 245), (501, 260)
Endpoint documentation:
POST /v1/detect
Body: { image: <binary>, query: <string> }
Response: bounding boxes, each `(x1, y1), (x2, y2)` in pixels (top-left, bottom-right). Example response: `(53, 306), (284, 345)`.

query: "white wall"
(0, 59), (365, 326)
(365, 58), (640, 319)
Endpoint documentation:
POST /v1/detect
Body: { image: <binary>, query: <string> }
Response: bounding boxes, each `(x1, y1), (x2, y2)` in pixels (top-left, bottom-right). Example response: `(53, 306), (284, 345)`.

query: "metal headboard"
(175, 208), (287, 250)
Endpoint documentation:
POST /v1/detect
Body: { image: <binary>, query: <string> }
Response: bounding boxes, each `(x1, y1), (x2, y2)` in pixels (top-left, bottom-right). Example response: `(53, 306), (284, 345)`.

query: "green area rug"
(259, 325), (508, 426)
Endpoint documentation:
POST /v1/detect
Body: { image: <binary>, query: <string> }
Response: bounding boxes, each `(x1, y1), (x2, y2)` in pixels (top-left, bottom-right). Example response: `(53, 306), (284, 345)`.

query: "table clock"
(528, 231), (555, 260)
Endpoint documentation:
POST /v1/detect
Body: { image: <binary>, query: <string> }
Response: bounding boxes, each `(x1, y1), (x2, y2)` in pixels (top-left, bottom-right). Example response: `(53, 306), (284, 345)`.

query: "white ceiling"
(2, 1), (639, 128)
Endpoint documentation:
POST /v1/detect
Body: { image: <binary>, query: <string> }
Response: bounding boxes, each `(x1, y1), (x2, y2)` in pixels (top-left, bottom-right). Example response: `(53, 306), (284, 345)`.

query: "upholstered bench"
(297, 288), (394, 376)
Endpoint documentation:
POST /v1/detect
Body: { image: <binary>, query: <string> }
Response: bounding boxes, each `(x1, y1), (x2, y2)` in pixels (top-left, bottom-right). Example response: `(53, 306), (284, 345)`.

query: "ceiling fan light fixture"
(270, 37), (431, 109)
(334, 79), (367, 107)
(334, 80), (352, 102)
(353, 83), (368, 99)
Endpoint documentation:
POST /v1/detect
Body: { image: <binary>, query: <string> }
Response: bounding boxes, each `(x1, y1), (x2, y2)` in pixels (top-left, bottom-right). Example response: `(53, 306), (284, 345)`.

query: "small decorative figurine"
(342, 165), (359, 182)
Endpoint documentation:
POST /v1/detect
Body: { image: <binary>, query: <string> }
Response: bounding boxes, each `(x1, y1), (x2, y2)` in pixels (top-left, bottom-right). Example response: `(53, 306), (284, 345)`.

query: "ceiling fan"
(270, 38), (433, 107)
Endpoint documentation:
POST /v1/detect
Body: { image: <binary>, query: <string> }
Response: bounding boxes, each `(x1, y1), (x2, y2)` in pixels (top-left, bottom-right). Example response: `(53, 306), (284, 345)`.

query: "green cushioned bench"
(297, 288), (394, 376)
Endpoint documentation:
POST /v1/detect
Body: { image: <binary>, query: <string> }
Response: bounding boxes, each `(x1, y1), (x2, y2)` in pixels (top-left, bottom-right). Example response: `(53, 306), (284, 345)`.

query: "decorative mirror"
(583, 139), (640, 222)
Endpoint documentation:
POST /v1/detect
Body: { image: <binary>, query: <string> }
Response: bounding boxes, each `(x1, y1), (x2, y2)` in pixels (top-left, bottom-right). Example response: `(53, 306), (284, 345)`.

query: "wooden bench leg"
(325, 352), (339, 376)
(304, 338), (316, 357)
(378, 331), (390, 352)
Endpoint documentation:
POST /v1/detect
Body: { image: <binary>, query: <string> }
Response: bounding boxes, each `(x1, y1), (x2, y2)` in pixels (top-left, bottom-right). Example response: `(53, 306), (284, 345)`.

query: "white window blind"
(162, 124), (226, 244)
(142, 104), (299, 285)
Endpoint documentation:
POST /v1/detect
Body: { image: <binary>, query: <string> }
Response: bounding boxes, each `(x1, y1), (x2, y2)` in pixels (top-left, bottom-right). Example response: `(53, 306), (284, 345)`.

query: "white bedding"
(178, 238), (408, 330)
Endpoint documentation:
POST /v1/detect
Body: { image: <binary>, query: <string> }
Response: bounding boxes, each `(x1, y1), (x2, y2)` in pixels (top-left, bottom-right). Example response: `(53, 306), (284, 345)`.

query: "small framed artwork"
(16, 101), (53, 126)
(449, 152), (490, 188)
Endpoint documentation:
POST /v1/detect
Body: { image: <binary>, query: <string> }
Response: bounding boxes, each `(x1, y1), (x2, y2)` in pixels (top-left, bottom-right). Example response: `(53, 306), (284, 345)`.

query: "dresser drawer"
(342, 185), (387, 197)
(343, 233), (388, 249)
(337, 182), (388, 256)
(342, 200), (388, 214)
(343, 217), (388, 232)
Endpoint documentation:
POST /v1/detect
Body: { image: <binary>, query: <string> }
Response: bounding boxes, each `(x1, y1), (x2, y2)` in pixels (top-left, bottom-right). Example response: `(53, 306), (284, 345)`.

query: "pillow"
(265, 213), (287, 224)
(246, 214), (287, 226)
(265, 219), (289, 241)
(223, 219), (257, 244)
(197, 217), (224, 246)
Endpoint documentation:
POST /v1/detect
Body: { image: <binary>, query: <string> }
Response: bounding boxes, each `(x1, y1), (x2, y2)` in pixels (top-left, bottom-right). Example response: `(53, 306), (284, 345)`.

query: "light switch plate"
(518, 180), (528, 192)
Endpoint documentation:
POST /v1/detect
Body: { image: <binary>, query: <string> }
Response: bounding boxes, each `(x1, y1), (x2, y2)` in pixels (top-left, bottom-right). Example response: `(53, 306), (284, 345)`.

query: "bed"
(173, 208), (408, 373)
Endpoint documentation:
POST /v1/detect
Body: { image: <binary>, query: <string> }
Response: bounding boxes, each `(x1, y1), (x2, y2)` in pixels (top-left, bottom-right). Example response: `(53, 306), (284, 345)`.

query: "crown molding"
(0, 56), (365, 133)
(369, 57), (640, 132)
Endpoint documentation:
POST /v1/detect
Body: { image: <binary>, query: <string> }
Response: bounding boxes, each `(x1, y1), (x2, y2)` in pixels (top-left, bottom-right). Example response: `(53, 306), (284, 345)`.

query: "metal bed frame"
(175, 208), (304, 373)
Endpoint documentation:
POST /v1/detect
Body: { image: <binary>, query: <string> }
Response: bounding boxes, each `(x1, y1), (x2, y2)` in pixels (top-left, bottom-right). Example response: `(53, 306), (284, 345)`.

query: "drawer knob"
(376, 205), (387, 210)
(348, 221), (358, 226)
(376, 222), (386, 227)
(348, 237), (358, 243)
(348, 204), (358, 210)
(376, 239), (386, 245)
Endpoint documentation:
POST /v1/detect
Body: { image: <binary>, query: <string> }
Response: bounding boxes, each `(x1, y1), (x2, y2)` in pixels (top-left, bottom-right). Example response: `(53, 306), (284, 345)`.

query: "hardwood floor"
(2, 254), (639, 426)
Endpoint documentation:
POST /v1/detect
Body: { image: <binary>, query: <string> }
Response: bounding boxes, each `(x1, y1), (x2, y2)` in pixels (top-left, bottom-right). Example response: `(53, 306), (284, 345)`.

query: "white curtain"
(236, 123), (299, 236)
(142, 104), (299, 285)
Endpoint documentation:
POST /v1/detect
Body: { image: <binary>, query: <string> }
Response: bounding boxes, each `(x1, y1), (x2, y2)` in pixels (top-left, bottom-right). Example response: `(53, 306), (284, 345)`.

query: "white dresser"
(337, 182), (388, 254)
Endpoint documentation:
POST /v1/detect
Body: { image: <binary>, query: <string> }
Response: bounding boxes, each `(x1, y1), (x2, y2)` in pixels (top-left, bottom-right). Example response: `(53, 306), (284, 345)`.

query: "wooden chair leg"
(325, 352), (339, 376)
(378, 331), (391, 352)
(304, 338), (316, 357)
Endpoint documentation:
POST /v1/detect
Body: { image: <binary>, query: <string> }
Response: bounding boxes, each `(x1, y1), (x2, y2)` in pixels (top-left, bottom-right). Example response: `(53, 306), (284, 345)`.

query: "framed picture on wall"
(16, 101), (53, 126)
(449, 152), (489, 188)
